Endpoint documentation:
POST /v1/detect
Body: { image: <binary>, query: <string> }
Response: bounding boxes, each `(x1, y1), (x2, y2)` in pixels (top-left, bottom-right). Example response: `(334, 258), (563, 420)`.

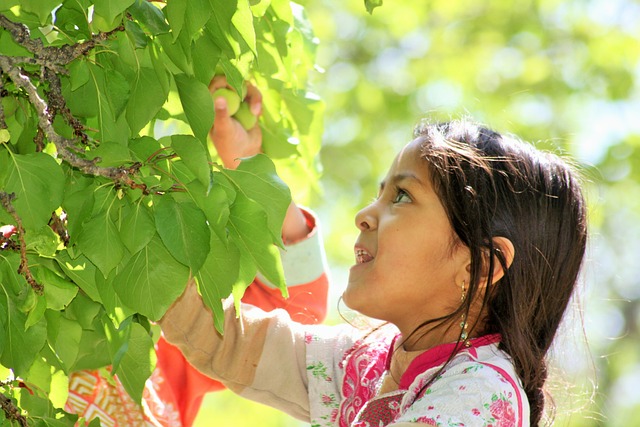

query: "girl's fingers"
(213, 96), (233, 134)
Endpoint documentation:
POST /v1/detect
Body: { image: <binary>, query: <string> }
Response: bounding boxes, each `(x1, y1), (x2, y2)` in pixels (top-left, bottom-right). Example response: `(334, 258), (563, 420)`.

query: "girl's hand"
(209, 76), (310, 244)
(208, 75), (262, 170)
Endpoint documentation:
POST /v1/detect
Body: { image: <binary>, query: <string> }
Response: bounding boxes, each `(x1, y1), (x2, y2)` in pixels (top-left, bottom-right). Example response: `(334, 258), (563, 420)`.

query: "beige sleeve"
(159, 280), (311, 421)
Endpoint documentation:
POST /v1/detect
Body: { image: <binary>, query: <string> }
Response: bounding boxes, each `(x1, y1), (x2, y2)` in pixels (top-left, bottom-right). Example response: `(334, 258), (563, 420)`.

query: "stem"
(0, 192), (43, 295)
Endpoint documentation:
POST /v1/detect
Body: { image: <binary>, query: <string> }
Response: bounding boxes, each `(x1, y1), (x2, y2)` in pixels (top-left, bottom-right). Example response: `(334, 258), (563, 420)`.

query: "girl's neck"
(399, 327), (463, 352)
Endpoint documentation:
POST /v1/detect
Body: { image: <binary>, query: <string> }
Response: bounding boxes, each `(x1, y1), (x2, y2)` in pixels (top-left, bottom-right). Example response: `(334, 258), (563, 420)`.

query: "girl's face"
(343, 138), (470, 340)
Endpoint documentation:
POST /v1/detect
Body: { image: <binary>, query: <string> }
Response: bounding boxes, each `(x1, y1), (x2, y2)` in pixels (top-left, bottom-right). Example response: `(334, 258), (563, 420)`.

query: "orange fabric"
(154, 275), (329, 427)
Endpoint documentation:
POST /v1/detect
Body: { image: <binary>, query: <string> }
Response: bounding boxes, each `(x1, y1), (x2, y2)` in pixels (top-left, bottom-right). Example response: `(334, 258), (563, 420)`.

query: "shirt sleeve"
(154, 207), (329, 424)
(160, 285), (313, 421)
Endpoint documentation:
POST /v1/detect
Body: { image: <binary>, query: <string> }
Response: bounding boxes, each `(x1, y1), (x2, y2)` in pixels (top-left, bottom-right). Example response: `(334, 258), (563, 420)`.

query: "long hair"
(409, 119), (588, 425)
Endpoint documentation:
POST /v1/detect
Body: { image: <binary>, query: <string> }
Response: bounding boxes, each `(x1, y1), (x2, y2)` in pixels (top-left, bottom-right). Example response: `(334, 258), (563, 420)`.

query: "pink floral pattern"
(305, 328), (526, 427)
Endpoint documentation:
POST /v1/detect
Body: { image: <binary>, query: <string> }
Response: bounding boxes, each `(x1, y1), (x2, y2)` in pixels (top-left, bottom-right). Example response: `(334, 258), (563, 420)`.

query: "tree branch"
(0, 14), (124, 65)
(0, 192), (43, 295)
(0, 56), (150, 194)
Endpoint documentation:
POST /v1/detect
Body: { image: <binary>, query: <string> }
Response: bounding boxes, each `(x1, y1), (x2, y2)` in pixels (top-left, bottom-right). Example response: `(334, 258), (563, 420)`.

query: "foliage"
(0, 0), (323, 424)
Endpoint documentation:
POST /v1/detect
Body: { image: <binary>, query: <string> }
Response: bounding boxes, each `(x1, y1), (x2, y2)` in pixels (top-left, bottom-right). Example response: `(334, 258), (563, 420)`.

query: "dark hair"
(410, 119), (588, 425)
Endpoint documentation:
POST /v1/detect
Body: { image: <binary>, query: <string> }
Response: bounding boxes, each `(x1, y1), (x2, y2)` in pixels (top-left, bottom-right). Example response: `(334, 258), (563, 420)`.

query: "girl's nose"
(355, 203), (378, 231)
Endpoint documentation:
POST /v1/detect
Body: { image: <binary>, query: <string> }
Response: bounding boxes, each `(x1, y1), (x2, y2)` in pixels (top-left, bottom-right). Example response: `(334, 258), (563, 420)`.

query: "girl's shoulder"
(397, 342), (531, 427)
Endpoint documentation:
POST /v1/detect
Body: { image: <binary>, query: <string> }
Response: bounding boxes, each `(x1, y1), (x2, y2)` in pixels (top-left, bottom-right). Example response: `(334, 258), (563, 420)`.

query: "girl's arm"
(159, 282), (313, 421)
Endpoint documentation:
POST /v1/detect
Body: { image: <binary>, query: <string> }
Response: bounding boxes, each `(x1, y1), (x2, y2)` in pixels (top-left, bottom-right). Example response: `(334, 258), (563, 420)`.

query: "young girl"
(160, 119), (588, 427)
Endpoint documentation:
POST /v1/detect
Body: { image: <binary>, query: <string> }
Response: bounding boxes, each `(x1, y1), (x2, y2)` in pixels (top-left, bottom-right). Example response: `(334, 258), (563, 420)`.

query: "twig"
(42, 67), (89, 145)
(0, 393), (28, 427)
(0, 192), (43, 295)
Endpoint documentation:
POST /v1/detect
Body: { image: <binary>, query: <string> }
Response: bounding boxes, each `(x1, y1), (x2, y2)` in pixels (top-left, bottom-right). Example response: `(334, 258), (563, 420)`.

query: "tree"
(0, 0), (324, 424)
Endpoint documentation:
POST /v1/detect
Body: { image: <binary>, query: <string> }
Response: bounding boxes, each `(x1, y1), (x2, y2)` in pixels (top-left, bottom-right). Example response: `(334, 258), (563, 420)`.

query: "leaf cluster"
(0, 0), (324, 424)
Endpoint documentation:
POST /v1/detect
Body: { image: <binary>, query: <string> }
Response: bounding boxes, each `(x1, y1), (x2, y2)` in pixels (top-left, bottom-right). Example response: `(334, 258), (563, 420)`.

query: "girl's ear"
(484, 236), (515, 286)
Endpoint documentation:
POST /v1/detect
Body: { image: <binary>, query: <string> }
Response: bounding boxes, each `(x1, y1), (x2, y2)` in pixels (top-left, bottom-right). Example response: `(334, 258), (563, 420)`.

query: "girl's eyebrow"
(379, 172), (426, 192)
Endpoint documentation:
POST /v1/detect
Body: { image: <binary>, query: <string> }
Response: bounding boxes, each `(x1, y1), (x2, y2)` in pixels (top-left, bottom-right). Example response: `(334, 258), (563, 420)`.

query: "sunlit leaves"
(224, 154), (291, 245)
(171, 134), (212, 188)
(153, 196), (210, 272)
(104, 319), (155, 403)
(76, 211), (126, 278)
(0, 254), (47, 376)
(113, 235), (189, 321)
(1, 152), (65, 231)
(175, 74), (215, 144)
(93, 0), (135, 26)
(0, 0), (324, 418)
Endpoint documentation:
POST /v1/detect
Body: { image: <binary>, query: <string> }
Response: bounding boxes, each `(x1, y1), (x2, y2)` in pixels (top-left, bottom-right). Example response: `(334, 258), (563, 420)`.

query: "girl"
(160, 119), (588, 426)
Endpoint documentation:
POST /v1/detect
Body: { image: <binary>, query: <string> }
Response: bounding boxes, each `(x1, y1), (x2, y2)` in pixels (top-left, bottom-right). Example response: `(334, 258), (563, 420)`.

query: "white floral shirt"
(305, 325), (529, 427)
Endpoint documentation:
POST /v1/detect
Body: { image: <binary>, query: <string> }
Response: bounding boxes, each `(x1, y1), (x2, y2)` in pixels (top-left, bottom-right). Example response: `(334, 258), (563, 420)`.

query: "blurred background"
(195, 0), (640, 425)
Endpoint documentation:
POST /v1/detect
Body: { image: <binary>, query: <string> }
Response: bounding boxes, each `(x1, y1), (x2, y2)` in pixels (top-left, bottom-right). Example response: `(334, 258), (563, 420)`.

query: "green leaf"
(171, 134), (212, 188)
(76, 211), (126, 278)
(93, 0), (135, 25)
(54, 2), (91, 38)
(157, 32), (193, 75)
(85, 140), (133, 167)
(113, 235), (190, 321)
(364, 0), (383, 14)
(45, 311), (82, 372)
(192, 32), (221, 85)
(0, 128), (10, 143)
(33, 266), (78, 311)
(20, 0), (59, 24)
(55, 252), (101, 303)
(124, 19), (150, 49)
(187, 180), (230, 241)
(65, 293), (103, 330)
(205, 2), (239, 58)
(174, 73), (215, 144)
(25, 225), (61, 258)
(164, 0), (187, 39)
(119, 199), (156, 254)
(104, 319), (155, 403)
(227, 194), (285, 292)
(126, 67), (169, 135)
(153, 196), (210, 272)
(224, 154), (291, 245)
(195, 231), (240, 334)
(96, 267), (135, 325)
(3, 152), (65, 231)
(232, 0), (257, 54)
(0, 255), (47, 376)
(128, 0), (169, 35)
(62, 185), (95, 245)
(104, 69), (130, 119)
(185, 0), (212, 42)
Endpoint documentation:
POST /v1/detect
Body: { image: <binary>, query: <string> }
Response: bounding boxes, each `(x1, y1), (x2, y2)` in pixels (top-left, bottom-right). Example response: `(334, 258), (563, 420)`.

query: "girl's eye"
(393, 188), (412, 204)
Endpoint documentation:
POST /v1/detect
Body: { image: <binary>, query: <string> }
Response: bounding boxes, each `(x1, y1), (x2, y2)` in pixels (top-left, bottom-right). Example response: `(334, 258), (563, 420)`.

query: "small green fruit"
(233, 102), (258, 130)
(211, 88), (241, 116)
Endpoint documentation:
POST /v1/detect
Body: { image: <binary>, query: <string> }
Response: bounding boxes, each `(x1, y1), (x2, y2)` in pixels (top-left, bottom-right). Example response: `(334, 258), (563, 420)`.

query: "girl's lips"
(355, 248), (374, 264)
